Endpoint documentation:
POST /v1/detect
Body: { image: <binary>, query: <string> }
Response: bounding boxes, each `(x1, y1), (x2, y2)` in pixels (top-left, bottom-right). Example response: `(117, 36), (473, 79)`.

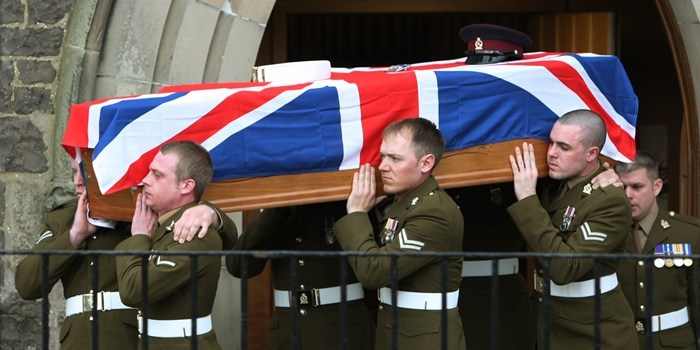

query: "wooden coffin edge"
(84, 138), (550, 221)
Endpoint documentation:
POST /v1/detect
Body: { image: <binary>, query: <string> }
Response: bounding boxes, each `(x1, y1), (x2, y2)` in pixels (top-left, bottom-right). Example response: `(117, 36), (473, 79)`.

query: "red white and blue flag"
(62, 52), (638, 195)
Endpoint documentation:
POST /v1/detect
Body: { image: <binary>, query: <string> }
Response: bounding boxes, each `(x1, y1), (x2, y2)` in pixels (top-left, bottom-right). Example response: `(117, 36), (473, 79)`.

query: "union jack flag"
(62, 52), (638, 195)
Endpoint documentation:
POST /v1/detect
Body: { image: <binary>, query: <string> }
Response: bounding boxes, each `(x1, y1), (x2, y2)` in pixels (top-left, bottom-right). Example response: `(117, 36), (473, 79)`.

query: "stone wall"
(1, 0), (75, 348)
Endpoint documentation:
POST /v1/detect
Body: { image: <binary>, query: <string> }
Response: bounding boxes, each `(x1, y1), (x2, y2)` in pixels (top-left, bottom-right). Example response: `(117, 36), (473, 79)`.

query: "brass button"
(639, 282), (644, 288)
(296, 237), (302, 243)
(638, 261), (644, 266)
(299, 309), (307, 316)
(298, 259), (305, 267)
(640, 305), (645, 312)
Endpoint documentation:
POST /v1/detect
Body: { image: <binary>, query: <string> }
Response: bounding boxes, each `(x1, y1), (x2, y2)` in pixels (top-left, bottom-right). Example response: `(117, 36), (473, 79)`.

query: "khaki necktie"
(631, 223), (644, 253)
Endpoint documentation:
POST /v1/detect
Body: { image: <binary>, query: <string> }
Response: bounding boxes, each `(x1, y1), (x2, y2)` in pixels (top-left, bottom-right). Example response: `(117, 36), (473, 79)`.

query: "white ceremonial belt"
(652, 306), (689, 332)
(138, 314), (212, 338)
(461, 258), (519, 277)
(65, 291), (134, 317)
(378, 287), (459, 310)
(534, 273), (618, 298)
(274, 282), (364, 308)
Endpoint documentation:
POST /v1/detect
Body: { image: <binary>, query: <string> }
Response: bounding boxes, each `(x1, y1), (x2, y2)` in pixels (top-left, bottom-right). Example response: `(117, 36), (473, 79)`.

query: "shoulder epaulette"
(666, 210), (700, 227)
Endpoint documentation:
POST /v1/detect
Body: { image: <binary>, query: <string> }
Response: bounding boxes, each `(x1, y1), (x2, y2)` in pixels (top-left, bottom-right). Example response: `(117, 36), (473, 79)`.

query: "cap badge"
(661, 220), (670, 229)
(411, 197), (419, 205)
(583, 183), (592, 195)
(166, 220), (175, 231)
(475, 37), (483, 50)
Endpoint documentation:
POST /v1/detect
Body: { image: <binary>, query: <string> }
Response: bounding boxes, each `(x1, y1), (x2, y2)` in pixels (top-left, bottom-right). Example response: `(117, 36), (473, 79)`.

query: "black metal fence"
(4, 249), (698, 350)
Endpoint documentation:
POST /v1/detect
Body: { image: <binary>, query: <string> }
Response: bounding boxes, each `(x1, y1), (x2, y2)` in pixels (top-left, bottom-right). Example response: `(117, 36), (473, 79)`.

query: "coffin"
(64, 53), (638, 221)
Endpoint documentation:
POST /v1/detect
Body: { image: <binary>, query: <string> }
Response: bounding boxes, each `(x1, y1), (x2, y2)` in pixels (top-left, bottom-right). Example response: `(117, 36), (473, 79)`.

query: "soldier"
(15, 158), (236, 349)
(616, 151), (700, 349)
(507, 109), (638, 349)
(226, 201), (375, 350)
(333, 118), (465, 350)
(115, 141), (230, 349)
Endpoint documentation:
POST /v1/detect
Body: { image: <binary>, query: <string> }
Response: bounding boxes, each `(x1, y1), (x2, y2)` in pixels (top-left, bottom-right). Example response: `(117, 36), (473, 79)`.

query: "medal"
(381, 218), (399, 246)
(559, 206), (576, 231)
(665, 259), (674, 267)
(654, 259), (665, 268)
(684, 258), (693, 267)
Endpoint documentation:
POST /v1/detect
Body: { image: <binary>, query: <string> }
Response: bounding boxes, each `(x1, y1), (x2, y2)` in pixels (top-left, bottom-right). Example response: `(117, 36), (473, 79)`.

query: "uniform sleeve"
(334, 205), (457, 290)
(226, 207), (291, 278)
(508, 191), (631, 284)
(15, 208), (81, 300)
(688, 232), (700, 339)
(116, 229), (219, 306)
(205, 202), (238, 250)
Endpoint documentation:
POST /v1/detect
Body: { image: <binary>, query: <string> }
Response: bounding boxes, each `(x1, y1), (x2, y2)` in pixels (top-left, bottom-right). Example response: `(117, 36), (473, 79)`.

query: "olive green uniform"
(226, 201), (375, 350)
(15, 199), (138, 349)
(449, 184), (531, 350)
(618, 209), (700, 349)
(116, 203), (225, 350)
(507, 167), (638, 349)
(334, 176), (465, 350)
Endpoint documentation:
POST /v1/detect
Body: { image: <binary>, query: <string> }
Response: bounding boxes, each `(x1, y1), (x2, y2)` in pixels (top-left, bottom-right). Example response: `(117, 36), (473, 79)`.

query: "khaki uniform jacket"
(116, 203), (224, 350)
(507, 167), (638, 350)
(226, 201), (375, 350)
(15, 199), (137, 349)
(618, 210), (700, 350)
(334, 176), (465, 350)
(14, 200), (237, 349)
(449, 184), (531, 350)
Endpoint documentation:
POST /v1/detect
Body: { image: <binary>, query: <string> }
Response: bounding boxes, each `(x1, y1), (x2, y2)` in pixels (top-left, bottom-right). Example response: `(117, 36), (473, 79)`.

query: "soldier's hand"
(173, 204), (220, 243)
(591, 162), (622, 189)
(509, 142), (538, 201)
(347, 164), (386, 213)
(69, 191), (98, 249)
(131, 193), (157, 237)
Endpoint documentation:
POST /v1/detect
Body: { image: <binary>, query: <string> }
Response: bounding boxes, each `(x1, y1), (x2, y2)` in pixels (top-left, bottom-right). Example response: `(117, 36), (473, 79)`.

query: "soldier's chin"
(548, 170), (565, 180)
(382, 185), (396, 195)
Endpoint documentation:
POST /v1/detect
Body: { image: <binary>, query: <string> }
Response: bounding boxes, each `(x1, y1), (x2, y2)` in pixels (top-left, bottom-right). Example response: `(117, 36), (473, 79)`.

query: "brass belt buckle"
(635, 319), (647, 334)
(81, 293), (93, 313)
(291, 289), (322, 307)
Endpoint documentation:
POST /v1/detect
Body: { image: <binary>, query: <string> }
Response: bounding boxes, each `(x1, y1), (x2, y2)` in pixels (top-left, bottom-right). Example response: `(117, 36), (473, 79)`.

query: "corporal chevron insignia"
(581, 222), (607, 242)
(35, 230), (53, 245)
(399, 229), (425, 251)
(156, 255), (176, 267)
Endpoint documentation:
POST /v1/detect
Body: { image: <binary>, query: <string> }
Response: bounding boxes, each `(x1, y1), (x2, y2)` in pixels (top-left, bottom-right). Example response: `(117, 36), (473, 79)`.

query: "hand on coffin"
(510, 142), (538, 201)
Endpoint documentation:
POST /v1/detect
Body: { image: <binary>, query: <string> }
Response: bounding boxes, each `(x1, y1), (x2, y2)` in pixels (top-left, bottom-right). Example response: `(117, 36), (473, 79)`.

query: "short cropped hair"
(615, 150), (659, 181)
(557, 109), (607, 150)
(383, 118), (446, 170)
(160, 140), (213, 201)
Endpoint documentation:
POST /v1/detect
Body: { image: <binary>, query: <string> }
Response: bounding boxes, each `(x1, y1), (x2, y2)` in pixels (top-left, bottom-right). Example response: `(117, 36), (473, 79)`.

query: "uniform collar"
(637, 205), (659, 236)
(384, 176), (440, 216)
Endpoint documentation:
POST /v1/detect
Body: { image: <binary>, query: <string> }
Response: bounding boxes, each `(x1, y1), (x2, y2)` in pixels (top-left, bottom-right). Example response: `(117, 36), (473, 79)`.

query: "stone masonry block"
(28, 0), (73, 25)
(198, 0), (225, 9)
(0, 27), (65, 56)
(0, 0), (24, 25)
(229, 0), (274, 24)
(14, 87), (53, 114)
(0, 117), (48, 173)
(218, 17), (264, 82)
(0, 61), (13, 113)
(0, 179), (5, 226)
(168, 1), (219, 83)
(17, 60), (57, 84)
(97, 0), (170, 81)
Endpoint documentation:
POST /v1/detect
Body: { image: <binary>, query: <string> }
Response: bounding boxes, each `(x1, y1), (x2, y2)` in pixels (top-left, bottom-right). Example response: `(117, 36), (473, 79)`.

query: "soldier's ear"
(180, 178), (196, 195)
(419, 154), (435, 174)
(652, 178), (663, 196)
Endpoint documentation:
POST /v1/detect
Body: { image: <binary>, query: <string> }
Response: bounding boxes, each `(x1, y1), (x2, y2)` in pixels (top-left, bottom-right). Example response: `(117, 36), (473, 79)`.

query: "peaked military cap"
(459, 24), (533, 64)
